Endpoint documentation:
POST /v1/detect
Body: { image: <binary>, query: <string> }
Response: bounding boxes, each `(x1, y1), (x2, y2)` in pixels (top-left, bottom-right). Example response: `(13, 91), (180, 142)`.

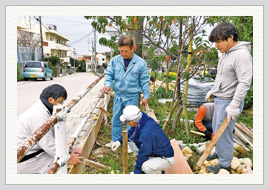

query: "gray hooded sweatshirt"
(212, 41), (252, 108)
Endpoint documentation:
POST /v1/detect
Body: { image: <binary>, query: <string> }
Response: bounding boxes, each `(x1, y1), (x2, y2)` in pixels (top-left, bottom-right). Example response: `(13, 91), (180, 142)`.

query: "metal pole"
(39, 16), (44, 61)
(17, 74), (104, 162)
(17, 115), (58, 163)
(54, 104), (68, 174)
(122, 131), (128, 174)
(49, 91), (105, 174)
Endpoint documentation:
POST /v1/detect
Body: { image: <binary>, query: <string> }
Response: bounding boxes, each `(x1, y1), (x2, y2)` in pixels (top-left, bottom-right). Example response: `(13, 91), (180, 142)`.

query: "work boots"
(206, 153), (218, 161)
(206, 164), (231, 174)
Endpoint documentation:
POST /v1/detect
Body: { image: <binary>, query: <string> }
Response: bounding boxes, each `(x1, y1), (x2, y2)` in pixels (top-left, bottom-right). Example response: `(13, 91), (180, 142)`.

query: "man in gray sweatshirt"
(205, 23), (252, 174)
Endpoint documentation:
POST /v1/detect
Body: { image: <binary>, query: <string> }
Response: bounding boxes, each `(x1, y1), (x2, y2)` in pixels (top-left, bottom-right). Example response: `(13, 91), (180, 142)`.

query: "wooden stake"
(99, 107), (111, 116)
(235, 123), (253, 138)
(122, 131), (128, 174)
(82, 158), (119, 173)
(190, 130), (205, 136)
(196, 117), (230, 168)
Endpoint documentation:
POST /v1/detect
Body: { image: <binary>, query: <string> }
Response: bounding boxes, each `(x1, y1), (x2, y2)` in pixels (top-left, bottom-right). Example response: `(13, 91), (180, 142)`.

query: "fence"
(17, 46), (41, 76)
(17, 74), (106, 174)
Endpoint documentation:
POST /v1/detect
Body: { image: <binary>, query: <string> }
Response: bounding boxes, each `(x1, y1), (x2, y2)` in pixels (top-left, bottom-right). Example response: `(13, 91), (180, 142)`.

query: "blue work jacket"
(119, 113), (174, 174)
(104, 53), (150, 101)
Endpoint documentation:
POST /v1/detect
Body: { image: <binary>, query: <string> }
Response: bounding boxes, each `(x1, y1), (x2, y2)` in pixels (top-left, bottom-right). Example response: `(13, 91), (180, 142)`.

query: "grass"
(84, 98), (137, 174)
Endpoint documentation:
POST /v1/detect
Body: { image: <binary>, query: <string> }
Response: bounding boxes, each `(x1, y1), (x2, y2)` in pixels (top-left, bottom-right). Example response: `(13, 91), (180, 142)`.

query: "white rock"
(242, 158), (252, 168)
(231, 157), (241, 170)
(182, 146), (193, 155)
(196, 145), (206, 154)
(218, 169), (230, 174)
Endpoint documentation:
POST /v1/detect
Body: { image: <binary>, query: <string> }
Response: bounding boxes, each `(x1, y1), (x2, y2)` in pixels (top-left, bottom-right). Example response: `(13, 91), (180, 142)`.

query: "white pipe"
(53, 104), (68, 174)
(71, 91), (104, 140)
(71, 118), (87, 139)
(54, 121), (68, 174)
(104, 94), (108, 123)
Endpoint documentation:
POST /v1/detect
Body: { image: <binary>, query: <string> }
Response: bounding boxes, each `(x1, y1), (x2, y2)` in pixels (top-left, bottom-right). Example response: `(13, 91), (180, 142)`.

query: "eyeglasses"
(54, 98), (64, 105)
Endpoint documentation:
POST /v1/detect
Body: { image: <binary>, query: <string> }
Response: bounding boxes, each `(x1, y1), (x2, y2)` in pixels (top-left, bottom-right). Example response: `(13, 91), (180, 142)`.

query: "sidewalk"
(65, 78), (106, 149)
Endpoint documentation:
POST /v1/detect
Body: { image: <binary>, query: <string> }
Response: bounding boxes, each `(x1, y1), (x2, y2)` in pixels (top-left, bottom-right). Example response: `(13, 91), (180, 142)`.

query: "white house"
(17, 17), (74, 65)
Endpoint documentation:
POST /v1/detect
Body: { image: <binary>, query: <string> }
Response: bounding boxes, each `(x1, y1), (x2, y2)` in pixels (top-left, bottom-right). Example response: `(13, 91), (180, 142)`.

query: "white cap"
(120, 105), (142, 122)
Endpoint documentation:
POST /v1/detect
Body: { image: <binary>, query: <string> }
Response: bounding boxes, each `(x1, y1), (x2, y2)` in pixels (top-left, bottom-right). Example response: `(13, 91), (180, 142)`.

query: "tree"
(145, 45), (164, 97)
(85, 16), (253, 131)
(17, 30), (40, 53)
(44, 56), (62, 67)
(76, 59), (86, 72)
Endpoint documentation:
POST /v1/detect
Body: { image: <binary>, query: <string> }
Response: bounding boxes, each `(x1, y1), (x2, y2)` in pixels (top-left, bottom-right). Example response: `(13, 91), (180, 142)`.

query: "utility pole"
(39, 16), (44, 61)
(94, 28), (97, 73)
(29, 16), (31, 29)
(73, 50), (76, 73)
(92, 38), (94, 72)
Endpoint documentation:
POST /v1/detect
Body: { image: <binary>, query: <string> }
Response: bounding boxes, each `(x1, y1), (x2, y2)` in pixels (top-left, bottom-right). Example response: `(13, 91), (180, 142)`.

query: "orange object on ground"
(165, 139), (193, 174)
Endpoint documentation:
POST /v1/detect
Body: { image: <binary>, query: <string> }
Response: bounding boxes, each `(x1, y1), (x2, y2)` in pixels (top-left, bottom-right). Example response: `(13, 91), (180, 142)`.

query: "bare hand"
(68, 153), (83, 165)
(140, 98), (148, 111)
(103, 86), (110, 94)
(71, 149), (83, 156)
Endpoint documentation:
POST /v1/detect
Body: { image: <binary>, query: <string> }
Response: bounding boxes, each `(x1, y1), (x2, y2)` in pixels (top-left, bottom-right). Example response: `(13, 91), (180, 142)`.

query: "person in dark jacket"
(194, 102), (214, 140)
(111, 105), (174, 174)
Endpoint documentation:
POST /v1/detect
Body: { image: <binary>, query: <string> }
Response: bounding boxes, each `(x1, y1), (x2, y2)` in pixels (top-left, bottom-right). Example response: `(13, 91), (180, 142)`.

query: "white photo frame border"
(6, 5), (263, 184)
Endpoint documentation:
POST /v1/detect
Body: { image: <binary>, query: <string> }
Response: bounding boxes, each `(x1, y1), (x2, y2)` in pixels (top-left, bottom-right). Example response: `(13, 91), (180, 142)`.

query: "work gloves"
(204, 130), (214, 140)
(225, 104), (240, 122)
(111, 141), (121, 152)
(205, 90), (213, 102)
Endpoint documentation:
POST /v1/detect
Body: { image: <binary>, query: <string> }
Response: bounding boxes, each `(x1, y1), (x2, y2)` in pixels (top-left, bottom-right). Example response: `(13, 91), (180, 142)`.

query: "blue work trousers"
(111, 95), (139, 142)
(212, 97), (244, 167)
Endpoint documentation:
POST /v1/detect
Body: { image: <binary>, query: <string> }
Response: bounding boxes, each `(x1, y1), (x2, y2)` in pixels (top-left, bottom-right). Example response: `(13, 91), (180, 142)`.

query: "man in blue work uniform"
(103, 36), (150, 147)
(111, 105), (174, 174)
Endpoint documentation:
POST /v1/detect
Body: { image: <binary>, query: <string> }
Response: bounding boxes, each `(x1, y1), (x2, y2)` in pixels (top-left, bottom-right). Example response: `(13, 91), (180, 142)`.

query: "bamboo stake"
(190, 130), (205, 136)
(235, 123), (253, 138)
(234, 128), (253, 150)
(122, 131), (128, 174)
(165, 60), (169, 95)
(82, 158), (119, 173)
(240, 122), (253, 132)
(183, 27), (194, 138)
(196, 117), (230, 168)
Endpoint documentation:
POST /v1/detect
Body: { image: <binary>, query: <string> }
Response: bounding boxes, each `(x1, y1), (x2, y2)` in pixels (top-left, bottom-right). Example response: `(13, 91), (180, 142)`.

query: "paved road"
(17, 72), (102, 117)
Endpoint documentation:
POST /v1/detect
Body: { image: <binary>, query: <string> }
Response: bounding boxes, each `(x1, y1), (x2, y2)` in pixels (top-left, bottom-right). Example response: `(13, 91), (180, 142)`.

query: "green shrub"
(17, 63), (23, 81)
(244, 82), (253, 109)
(154, 86), (174, 99)
(52, 66), (57, 77)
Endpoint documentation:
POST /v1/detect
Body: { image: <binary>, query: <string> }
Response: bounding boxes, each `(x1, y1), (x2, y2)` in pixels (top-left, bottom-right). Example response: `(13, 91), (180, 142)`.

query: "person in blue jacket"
(111, 105), (174, 174)
(103, 36), (150, 147)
